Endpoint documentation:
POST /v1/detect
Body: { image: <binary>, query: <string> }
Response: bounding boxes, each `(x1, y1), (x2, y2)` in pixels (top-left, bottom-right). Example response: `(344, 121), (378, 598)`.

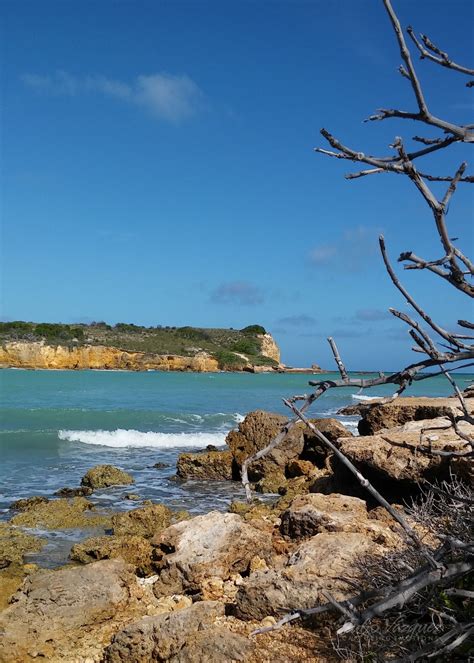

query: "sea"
(1, 369), (471, 566)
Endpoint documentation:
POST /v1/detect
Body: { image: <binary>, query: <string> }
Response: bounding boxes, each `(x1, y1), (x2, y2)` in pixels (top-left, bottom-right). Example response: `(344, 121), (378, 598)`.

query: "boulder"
(357, 397), (472, 435)
(226, 410), (304, 485)
(150, 511), (274, 595)
(234, 531), (388, 620)
(337, 417), (471, 487)
(302, 417), (353, 465)
(0, 559), (148, 662)
(9, 497), (110, 530)
(81, 464), (134, 489)
(279, 493), (400, 546)
(70, 535), (154, 575)
(176, 450), (233, 480)
(103, 601), (253, 663)
(112, 503), (173, 538)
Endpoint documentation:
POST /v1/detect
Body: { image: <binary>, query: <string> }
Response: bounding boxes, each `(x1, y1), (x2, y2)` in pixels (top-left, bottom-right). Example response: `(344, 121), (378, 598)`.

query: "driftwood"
(243, 1), (473, 659)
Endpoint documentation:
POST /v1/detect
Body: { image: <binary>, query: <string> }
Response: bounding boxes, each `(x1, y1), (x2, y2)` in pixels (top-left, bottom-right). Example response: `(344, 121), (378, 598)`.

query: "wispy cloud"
(210, 281), (264, 306)
(355, 308), (392, 322)
(276, 314), (317, 328)
(21, 70), (205, 123)
(309, 225), (382, 272)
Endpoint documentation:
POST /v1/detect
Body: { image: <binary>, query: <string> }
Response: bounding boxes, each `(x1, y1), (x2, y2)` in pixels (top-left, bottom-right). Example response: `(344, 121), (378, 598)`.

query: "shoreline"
(1, 394), (472, 660)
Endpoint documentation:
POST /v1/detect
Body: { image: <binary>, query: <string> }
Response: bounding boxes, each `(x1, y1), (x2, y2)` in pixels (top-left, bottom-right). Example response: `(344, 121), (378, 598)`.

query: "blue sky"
(1, 0), (473, 369)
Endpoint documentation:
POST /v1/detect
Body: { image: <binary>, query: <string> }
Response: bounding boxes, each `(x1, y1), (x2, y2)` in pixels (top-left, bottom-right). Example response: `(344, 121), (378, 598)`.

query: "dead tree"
(244, 0), (473, 658)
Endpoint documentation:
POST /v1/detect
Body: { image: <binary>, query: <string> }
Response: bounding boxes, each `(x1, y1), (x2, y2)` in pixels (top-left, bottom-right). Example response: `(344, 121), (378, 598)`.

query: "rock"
(70, 535), (154, 575)
(150, 511), (273, 595)
(0, 559), (152, 662)
(103, 601), (253, 663)
(0, 524), (43, 611)
(153, 462), (169, 469)
(357, 397), (472, 435)
(258, 333), (281, 363)
(176, 450), (233, 480)
(279, 493), (400, 546)
(112, 503), (173, 538)
(337, 403), (365, 416)
(228, 500), (280, 526)
(235, 531), (388, 620)
(305, 417), (353, 445)
(0, 523), (42, 567)
(81, 464), (134, 489)
(10, 495), (48, 511)
(299, 417), (353, 468)
(337, 418), (470, 488)
(154, 594), (193, 614)
(123, 493), (141, 500)
(9, 497), (110, 530)
(286, 459), (318, 478)
(226, 410), (304, 485)
(54, 486), (93, 498)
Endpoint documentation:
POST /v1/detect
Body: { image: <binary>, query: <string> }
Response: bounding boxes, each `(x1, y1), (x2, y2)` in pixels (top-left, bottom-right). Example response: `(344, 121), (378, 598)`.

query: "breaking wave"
(58, 429), (227, 449)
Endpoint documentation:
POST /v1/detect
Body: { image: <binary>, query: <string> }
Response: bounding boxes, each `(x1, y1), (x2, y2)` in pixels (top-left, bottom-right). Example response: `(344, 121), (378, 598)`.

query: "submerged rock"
(54, 486), (93, 498)
(9, 497), (110, 530)
(81, 464), (134, 489)
(151, 511), (274, 595)
(176, 449), (233, 480)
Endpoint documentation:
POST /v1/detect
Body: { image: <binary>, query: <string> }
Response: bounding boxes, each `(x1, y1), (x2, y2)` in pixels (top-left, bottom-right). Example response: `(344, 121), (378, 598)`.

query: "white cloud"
(21, 70), (204, 123)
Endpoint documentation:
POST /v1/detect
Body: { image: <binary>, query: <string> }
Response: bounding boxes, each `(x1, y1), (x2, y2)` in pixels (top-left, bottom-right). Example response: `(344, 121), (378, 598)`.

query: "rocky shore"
(1, 395), (472, 662)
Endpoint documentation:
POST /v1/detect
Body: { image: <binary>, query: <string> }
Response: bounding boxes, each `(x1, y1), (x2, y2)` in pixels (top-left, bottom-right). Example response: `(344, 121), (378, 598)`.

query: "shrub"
(177, 326), (211, 342)
(214, 350), (247, 370)
(240, 325), (266, 335)
(231, 338), (260, 355)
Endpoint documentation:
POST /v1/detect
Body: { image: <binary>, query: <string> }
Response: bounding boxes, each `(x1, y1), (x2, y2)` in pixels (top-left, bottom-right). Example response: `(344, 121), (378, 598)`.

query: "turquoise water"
(1, 368), (470, 567)
(1, 368), (471, 513)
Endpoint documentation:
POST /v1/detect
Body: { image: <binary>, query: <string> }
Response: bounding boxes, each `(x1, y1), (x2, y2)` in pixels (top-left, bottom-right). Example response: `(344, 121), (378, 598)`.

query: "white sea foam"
(58, 428), (227, 449)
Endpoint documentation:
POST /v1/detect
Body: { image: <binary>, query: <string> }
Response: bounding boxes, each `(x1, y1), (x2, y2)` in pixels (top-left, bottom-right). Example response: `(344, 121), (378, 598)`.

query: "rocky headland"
(1, 394), (472, 661)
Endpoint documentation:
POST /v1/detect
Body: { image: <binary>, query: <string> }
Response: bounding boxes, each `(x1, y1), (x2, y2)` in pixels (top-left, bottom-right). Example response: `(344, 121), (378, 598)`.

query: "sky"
(1, 0), (473, 369)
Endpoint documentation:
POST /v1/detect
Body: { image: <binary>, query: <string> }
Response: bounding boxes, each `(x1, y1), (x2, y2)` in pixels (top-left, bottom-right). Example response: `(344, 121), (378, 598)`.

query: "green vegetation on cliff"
(0, 321), (278, 370)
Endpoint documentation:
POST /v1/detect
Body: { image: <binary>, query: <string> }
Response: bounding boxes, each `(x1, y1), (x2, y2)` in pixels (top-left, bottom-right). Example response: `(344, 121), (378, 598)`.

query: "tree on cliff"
(245, 0), (473, 659)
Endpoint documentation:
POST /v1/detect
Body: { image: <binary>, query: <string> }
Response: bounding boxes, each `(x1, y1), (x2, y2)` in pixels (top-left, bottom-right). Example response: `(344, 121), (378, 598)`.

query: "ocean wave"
(58, 428), (227, 449)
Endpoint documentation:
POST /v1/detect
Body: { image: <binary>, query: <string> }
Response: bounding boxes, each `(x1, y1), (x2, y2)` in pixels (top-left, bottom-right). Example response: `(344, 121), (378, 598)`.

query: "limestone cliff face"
(0, 342), (220, 372)
(258, 334), (281, 363)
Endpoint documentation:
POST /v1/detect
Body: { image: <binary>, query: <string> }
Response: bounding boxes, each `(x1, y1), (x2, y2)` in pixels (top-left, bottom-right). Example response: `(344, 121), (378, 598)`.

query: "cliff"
(0, 322), (283, 372)
(0, 341), (220, 372)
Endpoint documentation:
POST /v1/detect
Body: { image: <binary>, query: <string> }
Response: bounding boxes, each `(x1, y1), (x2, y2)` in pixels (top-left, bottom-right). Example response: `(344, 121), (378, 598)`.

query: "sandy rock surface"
(151, 511), (274, 595)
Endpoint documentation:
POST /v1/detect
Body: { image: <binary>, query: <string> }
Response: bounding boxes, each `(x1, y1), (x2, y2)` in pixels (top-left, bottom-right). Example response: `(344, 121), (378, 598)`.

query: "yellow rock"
(0, 341), (219, 371)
